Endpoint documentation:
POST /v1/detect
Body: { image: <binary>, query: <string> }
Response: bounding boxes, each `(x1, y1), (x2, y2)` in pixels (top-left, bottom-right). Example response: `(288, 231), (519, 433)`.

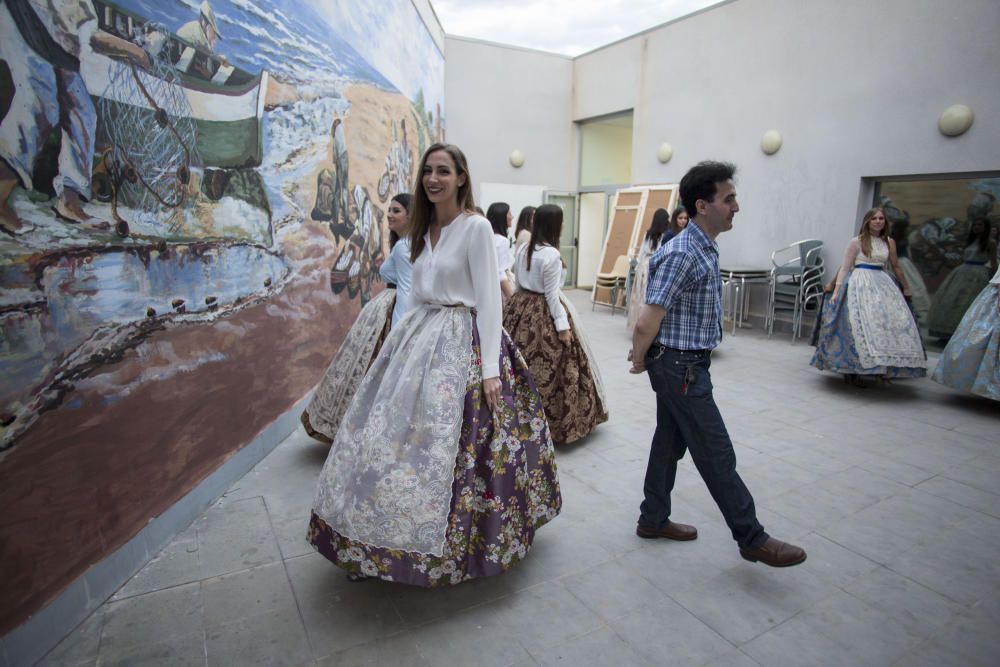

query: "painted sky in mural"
(313, 0), (445, 119)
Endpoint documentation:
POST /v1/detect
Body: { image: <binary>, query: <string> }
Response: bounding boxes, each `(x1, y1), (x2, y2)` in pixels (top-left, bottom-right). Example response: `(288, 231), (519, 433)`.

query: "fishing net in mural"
(97, 33), (199, 235)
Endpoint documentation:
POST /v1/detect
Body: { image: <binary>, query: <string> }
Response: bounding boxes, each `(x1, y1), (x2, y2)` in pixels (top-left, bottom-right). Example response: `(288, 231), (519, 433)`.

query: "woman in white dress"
(811, 207), (926, 386)
(301, 193), (412, 444)
(487, 202), (515, 300)
(308, 144), (561, 585)
(504, 204), (608, 444)
(514, 206), (536, 254)
(626, 207), (681, 330)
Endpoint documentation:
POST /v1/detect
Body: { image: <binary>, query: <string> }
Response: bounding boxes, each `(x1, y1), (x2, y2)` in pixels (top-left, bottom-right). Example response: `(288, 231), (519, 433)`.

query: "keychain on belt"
(681, 365), (696, 395)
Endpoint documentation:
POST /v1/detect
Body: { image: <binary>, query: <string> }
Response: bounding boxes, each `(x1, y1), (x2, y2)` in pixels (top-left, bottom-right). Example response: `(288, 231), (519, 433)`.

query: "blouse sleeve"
(470, 217), (503, 379)
(542, 251), (569, 331)
(835, 238), (860, 287)
(380, 243), (401, 284)
(495, 236), (513, 279)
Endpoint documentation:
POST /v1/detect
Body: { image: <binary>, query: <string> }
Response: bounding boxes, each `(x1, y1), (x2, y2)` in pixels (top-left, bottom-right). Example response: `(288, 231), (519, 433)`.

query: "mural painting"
(0, 0), (443, 632)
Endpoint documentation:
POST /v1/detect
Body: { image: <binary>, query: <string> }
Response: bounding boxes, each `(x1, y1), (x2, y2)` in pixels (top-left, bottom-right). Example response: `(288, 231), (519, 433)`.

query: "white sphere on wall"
(509, 149), (525, 168)
(760, 130), (782, 155)
(657, 142), (673, 164)
(938, 104), (974, 137)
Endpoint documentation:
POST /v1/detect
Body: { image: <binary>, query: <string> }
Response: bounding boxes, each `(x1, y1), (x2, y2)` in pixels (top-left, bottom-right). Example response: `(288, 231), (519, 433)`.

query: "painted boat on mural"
(82, 0), (268, 169)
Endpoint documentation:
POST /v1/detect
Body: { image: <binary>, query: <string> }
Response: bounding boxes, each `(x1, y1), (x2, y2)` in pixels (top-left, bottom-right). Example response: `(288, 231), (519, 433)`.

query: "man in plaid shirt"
(628, 161), (806, 568)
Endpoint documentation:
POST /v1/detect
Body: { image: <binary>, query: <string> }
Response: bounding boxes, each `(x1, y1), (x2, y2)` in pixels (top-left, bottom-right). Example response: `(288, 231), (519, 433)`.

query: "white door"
(577, 192), (607, 288)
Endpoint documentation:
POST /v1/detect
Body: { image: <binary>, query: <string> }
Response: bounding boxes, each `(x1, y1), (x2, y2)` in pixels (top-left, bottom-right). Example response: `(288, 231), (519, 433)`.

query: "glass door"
(544, 192), (579, 287)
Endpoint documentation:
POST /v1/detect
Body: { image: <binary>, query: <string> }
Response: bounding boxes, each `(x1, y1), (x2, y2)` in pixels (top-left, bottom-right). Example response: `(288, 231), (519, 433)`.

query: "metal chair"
(593, 254), (630, 315)
(766, 240), (824, 337)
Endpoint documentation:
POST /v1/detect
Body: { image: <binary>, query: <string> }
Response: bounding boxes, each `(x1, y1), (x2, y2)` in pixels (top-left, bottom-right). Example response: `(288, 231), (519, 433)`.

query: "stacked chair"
(766, 239), (825, 341)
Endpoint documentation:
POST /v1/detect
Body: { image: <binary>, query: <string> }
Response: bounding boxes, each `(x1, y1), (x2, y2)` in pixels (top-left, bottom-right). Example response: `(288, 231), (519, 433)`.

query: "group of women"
(301, 143), (606, 586)
(810, 206), (998, 401)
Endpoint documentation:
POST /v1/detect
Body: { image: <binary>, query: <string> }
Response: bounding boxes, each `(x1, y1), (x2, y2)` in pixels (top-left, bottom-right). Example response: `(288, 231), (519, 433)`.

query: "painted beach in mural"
(0, 0), (443, 632)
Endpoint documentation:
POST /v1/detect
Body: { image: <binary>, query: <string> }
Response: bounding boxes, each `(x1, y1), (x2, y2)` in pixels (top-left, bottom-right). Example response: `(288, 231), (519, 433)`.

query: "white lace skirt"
(847, 268), (926, 369)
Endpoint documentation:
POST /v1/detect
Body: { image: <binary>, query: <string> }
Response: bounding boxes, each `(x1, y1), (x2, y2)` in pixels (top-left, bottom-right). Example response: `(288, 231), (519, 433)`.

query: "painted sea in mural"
(0, 0), (443, 633)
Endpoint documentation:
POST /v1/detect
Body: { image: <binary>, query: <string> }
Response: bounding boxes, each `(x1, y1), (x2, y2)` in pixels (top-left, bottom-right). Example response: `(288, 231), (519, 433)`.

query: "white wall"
(573, 38), (643, 121)
(624, 0), (1000, 268)
(444, 37), (576, 197)
(445, 0), (1000, 301)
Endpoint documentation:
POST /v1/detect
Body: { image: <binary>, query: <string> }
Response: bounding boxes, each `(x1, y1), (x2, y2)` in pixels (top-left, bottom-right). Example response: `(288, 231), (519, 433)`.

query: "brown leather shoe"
(740, 537), (807, 567)
(636, 521), (698, 541)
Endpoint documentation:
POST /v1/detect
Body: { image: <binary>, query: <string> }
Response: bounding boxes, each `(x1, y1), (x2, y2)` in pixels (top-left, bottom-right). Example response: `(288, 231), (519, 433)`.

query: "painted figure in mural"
(513, 205), (535, 254)
(486, 202), (515, 300)
(926, 216), (997, 340)
(177, 0), (222, 54)
(811, 207), (927, 386)
(330, 116), (351, 240)
(504, 203), (608, 445)
(308, 143), (560, 585)
(932, 264), (1000, 401)
(302, 192), (413, 444)
(630, 161), (806, 568)
(626, 207), (678, 330)
(0, 0), (151, 232)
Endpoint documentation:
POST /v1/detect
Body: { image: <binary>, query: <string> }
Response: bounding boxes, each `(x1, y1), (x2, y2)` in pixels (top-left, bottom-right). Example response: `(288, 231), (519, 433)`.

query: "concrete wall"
(448, 0), (1000, 278)
(444, 37), (576, 196)
(624, 0), (1000, 267)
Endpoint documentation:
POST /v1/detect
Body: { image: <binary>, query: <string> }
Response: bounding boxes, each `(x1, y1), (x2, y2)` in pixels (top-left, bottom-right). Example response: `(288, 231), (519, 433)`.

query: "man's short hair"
(680, 161), (737, 217)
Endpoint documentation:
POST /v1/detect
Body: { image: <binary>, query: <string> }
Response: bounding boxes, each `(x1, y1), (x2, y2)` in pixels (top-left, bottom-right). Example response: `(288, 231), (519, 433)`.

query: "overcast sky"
(432, 0), (727, 56)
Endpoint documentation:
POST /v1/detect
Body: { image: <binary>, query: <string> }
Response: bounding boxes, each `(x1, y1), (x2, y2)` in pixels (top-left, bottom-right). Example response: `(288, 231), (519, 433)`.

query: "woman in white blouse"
(301, 193), (412, 444)
(514, 205), (536, 254)
(504, 204), (608, 445)
(308, 143), (560, 585)
(486, 202), (515, 300)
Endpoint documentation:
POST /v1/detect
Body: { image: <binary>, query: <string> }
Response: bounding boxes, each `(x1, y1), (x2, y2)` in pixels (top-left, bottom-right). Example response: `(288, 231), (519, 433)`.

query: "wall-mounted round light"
(509, 149), (525, 168)
(657, 142), (673, 164)
(938, 104), (974, 137)
(761, 130), (782, 155)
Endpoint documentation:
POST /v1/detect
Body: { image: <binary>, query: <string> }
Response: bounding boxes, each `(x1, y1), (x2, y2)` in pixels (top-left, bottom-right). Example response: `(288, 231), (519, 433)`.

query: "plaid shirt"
(645, 221), (723, 350)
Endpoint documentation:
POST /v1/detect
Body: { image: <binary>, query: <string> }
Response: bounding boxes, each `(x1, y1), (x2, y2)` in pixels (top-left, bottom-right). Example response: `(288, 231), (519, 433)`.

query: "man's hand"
(628, 348), (646, 374)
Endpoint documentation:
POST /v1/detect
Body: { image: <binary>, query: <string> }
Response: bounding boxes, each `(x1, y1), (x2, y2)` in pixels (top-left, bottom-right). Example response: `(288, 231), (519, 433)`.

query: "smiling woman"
(308, 143), (561, 586)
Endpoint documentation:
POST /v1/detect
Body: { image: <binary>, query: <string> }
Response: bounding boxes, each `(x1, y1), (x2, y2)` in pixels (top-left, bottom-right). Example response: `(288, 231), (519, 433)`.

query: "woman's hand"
(558, 330), (573, 344)
(483, 377), (501, 412)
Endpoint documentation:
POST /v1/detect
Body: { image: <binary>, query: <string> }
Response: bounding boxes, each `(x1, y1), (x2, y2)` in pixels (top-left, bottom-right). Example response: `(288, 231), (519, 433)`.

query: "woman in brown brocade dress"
(504, 204), (609, 444)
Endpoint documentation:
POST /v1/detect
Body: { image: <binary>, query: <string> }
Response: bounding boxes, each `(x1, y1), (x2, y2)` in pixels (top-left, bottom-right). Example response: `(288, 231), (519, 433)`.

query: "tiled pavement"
(39, 290), (1000, 666)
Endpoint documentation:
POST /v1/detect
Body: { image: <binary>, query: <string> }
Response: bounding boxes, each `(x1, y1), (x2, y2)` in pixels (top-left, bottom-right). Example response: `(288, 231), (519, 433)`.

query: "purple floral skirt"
(308, 319), (561, 586)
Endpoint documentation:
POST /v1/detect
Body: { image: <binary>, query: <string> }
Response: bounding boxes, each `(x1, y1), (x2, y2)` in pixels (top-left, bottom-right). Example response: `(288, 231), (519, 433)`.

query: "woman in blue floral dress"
(932, 265), (1000, 400)
(308, 144), (561, 585)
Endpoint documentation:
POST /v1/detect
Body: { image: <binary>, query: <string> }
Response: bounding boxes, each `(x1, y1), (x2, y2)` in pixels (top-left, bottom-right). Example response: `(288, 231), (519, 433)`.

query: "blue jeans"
(639, 347), (768, 549)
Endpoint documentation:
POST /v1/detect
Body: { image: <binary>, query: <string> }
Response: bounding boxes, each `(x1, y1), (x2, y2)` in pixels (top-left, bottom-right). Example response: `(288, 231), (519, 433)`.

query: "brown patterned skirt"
(503, 291), (608, 444)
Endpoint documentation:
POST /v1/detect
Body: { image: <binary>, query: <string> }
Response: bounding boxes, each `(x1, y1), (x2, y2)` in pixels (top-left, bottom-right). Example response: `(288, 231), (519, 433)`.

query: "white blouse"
(513, 244), (569, 331)
(410, 213), (503, 378)
(494, 234), (513, 280)
(379, 238), (412, 326)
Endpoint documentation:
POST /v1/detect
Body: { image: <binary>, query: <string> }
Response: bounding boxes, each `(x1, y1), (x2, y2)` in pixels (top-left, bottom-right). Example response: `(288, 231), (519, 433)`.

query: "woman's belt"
(855, 264), (883, 270)
(964, 260), (987, 266)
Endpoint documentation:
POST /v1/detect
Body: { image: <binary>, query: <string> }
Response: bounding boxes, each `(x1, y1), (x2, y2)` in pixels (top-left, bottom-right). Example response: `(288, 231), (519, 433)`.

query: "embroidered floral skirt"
(811, 270), (926, 378)
(932, 281), (1000, 401)
(503, 291), (608, 444)
(301, 288), (395, 444)
(308, 306), (561, 586)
